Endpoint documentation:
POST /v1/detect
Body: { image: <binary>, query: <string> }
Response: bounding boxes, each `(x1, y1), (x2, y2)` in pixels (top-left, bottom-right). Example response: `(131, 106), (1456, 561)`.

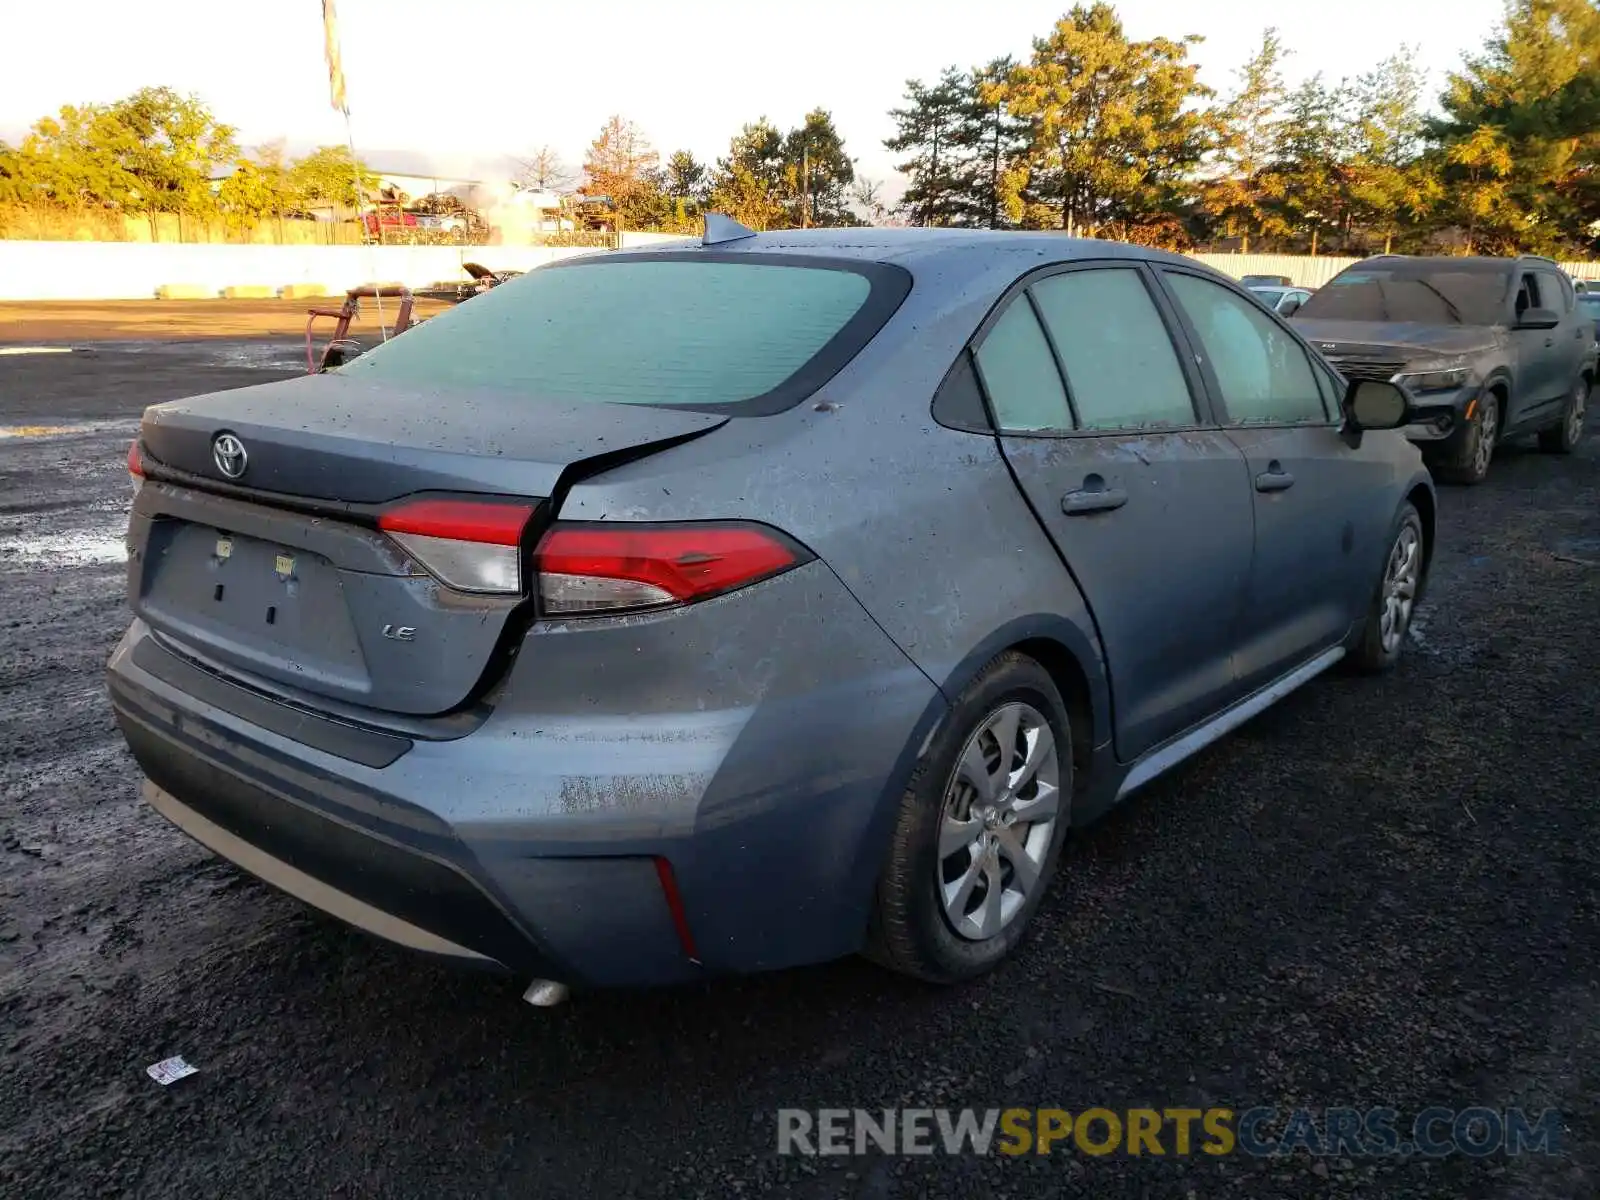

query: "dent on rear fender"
(420, 561), (941, 853)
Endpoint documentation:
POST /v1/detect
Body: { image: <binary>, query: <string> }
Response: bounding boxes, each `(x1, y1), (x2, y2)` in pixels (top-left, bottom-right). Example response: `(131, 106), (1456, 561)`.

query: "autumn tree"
(515, 145), (575, 193)
(1431, 0), (1600, 254)
(997, 3), (1212, 239)
(288, 145), (378, 209)
(0, 141), (23, 205)
(107, 87), (237, 233)
(1203, 28), (1289, 251)
(1344, 52), (1436, 253)
(582, 115), (663, 231)
(1267, 75), (1349, 254)
(885, 68), (972, 225)
(217, 141), (294, 235)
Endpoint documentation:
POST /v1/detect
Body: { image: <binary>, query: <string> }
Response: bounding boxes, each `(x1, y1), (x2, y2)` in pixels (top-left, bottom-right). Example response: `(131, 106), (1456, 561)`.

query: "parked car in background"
(111, 227), (1434, 998)
(1248, 285), (1314, 317)
(1240, 273), (1295, 288)
(1579, 291), (1600, 340)
(1292, 253), (1594, 483)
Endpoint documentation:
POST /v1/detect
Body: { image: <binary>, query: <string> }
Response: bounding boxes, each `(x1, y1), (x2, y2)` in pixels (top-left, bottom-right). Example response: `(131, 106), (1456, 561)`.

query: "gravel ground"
(0, 346), (1596, 1199)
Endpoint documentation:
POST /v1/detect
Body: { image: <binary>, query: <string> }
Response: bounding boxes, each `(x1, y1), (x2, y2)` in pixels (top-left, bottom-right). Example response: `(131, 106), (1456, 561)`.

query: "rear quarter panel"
(555, 252), (1112, 749)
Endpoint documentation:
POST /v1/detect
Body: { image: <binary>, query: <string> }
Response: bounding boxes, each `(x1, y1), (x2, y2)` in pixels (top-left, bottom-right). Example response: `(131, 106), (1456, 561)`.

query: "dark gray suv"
(1293, 254), (1594, 483)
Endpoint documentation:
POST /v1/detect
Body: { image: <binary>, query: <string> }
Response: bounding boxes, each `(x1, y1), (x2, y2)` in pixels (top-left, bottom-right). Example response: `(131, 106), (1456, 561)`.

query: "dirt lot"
(0, 297), (451, 343)
(0, 344), (1597, 1199)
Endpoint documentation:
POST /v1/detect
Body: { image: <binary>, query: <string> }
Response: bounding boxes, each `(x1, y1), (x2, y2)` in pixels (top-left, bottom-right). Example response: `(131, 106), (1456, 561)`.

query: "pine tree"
(1202, 28), (1288, 252)
(997, 3), (1212, 237)
(1432, 0), (1600, 253)
(957, 57), (1028, 228)
(884, 68), (971, 226)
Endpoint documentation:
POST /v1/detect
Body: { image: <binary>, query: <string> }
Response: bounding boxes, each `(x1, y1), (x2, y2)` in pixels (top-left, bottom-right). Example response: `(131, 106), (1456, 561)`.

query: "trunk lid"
(138, 372), (725, 503)
(129, 373), (727, 717)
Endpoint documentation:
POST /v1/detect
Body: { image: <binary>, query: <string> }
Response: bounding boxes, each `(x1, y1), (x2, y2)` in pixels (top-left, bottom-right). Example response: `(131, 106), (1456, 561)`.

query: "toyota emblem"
(212, 432), (248, 480)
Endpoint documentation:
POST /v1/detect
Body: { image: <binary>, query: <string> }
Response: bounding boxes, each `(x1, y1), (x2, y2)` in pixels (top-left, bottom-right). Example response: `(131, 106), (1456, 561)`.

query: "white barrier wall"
(0, 238), (1594, 301)
(0, 233), (693, 301)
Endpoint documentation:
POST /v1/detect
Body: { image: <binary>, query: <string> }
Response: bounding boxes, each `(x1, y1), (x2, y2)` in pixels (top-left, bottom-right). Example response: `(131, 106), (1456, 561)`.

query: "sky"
(1, 0), (1509, 193)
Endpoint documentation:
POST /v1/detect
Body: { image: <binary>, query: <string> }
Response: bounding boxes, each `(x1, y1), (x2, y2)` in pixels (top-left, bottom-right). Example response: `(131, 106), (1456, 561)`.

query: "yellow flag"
(323, 0), (348, 114)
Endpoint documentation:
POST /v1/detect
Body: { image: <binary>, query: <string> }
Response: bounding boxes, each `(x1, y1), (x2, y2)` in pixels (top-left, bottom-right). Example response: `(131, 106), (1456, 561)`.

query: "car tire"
(1537, 376), (1588, 454)
(865, 652), (1072, 984)
(1349, 502), (1425, 674)
(1433, 390), (1500, 485)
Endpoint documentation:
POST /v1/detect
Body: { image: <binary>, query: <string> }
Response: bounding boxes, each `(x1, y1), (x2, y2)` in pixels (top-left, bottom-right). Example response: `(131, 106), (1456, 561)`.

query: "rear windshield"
(1295, 266), (1509, 325)
(338, 254), (908, 415)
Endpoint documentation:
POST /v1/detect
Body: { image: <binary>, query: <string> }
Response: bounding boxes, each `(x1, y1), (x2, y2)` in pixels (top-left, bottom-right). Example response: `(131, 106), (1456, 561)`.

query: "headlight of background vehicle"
(1395, 357), (1473, 393)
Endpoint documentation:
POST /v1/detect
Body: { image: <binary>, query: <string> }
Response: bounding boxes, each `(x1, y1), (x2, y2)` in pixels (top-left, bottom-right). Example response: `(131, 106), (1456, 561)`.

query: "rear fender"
(929, 615), (1111, 756)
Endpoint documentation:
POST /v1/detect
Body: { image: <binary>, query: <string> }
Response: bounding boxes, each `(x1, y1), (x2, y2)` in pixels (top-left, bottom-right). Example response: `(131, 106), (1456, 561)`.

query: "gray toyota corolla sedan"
(109, 224), (1434, 998)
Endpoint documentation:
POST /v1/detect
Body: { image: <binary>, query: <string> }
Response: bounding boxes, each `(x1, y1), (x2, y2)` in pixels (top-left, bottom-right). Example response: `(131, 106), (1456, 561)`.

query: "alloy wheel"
(935, 702), (1061, 942)
(1473, 399), (1499, 477)
(1569, 380), (1588, 445)
(1379, 523), (1422, 655)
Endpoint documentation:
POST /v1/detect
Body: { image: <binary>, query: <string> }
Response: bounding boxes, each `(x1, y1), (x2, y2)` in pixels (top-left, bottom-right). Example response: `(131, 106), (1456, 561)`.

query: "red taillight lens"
(377, 499), (530, 545)
(533, 522), (807, 616)
(378, 498), (536, 594)
(127, 440), (144, 477)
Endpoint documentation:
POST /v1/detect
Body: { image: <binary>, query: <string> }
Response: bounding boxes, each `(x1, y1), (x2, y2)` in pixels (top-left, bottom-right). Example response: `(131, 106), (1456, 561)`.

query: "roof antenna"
(702, 212), (758, 246)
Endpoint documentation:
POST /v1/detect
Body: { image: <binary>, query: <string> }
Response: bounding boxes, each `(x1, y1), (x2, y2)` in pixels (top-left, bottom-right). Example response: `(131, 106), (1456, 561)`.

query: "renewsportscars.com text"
(776, 1106), (1563, 1159)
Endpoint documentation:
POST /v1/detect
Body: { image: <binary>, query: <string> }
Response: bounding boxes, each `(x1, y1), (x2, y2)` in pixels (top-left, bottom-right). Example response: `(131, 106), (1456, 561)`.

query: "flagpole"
(341, 107), (385, 338)
(323, 0), (385, 338)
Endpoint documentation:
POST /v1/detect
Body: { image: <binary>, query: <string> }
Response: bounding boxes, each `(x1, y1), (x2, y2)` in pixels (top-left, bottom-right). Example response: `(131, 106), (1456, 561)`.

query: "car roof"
(1350, 255), (1523, 273)
(614, 227), (1200, 271)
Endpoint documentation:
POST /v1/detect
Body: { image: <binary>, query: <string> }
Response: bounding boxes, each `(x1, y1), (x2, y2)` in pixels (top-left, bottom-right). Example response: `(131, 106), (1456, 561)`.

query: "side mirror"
(1280, 298), (1302, 317)
(1517, 307), (1561, 330)
(1341, 379), (1410, 445)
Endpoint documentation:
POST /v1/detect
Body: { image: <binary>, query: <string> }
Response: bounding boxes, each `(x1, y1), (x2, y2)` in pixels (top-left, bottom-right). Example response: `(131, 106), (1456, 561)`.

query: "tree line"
(577, 108), (869, 234)
(5, 0), (1598, 255)
(0, 86), (378, 237)
(885, 0), (1600, 256)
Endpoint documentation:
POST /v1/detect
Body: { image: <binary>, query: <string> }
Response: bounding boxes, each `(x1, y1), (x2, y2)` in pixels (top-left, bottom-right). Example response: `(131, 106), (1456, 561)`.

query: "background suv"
(1292, 254), (1594, 483)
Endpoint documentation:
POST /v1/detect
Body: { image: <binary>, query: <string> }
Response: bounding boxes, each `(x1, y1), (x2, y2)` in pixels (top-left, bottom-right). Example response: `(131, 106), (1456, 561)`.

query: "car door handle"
(1545, 337), (1555, 347)
(1061, 478), (1128, 515)
(1254, 463), (1296, 492)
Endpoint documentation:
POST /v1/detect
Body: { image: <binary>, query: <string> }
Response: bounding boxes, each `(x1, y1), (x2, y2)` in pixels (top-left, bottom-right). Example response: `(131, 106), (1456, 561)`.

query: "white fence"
(0, 233), (693, 301)
(1194, 255), (1361, 288)
(1196, 252), (1600, 287)
(1, 241), (1595, 302)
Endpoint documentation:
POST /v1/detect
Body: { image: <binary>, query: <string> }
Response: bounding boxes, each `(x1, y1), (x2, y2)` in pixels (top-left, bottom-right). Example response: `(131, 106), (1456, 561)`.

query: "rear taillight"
(127, 440), (143, 492)
(378, 498), (536, 594)
(533, 522), (808, 616)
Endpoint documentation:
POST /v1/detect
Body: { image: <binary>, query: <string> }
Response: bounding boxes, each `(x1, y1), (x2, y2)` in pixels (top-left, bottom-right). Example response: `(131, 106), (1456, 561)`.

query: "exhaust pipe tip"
(522, 979), (570, 1008)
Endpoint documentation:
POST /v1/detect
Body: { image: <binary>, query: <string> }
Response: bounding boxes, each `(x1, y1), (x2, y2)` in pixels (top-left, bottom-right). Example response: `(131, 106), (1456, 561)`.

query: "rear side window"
(1029, 268), (1196, 430)
(338, 255), (908, 415)
(974, 301), (1073, 432)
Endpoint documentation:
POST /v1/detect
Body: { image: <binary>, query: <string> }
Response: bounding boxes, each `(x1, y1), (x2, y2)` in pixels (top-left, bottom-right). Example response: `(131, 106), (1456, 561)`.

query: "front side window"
(1028, 268), (1196, 430)
(1537, 270), (1573, 312)
(973, 301), (1073, 432)
(1165, 273), (1328, 425)
(338, 256), (902, 414)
